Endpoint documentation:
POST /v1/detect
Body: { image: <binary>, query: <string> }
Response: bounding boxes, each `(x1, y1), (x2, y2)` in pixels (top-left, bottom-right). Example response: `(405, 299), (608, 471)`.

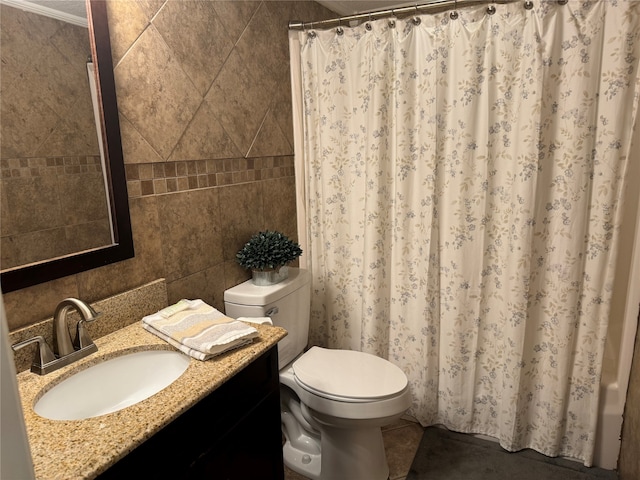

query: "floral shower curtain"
(290, 0), (640, 465)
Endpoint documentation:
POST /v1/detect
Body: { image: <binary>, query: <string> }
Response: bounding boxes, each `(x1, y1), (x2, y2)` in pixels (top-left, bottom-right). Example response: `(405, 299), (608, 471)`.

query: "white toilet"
(224, 268), (411, 480)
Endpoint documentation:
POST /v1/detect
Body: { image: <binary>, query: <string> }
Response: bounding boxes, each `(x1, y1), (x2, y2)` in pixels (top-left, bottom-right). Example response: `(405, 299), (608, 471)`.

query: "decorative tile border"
(1, 156), (103, 178)
(125, 155), (295, 197)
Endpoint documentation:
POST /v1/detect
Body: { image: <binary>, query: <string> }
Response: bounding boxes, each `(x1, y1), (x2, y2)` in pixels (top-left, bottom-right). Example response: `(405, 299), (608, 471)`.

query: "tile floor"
(284, 417), (425, 480)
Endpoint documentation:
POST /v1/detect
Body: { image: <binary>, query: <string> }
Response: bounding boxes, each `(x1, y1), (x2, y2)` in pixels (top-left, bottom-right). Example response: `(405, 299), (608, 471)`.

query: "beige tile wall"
(3, 0), (333, 331)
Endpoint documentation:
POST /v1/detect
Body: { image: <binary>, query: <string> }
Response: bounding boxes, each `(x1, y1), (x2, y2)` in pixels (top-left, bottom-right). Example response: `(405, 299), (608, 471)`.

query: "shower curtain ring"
(365, 13), (372, 30)
(450, 0), (459, 20)
(413, 4), (421, 25)
(337, 18), (344, 35)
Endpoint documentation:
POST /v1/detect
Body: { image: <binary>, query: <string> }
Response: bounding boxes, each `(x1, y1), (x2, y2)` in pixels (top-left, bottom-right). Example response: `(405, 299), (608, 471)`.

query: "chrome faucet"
(12, 298), (101, 375)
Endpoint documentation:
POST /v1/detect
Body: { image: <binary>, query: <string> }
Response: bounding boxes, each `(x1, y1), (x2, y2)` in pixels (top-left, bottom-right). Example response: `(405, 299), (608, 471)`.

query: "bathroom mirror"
(0, 0), (134, 293)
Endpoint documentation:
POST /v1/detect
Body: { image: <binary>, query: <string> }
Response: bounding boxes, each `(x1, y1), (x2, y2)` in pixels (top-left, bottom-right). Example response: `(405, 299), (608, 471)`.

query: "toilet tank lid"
(224, 268), (310, 306)
(293, 346), (408, 400)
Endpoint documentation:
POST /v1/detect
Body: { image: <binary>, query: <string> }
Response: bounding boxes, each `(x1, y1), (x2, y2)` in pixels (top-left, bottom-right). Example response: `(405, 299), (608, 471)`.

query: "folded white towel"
(237, 316), (273, 326)
(142, 299), (258, 360)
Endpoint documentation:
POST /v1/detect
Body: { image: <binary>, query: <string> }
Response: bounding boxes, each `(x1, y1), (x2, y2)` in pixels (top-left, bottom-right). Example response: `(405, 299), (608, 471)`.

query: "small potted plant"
(236, 230), (302, 285)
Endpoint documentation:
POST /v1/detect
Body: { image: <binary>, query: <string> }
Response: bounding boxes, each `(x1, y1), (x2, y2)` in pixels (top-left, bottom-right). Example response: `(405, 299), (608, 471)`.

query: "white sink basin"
(34, 350), (190, 420)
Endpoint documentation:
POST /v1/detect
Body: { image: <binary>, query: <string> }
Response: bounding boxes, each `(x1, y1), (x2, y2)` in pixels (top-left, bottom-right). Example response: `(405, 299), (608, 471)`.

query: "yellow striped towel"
(141, 299), (258, 360)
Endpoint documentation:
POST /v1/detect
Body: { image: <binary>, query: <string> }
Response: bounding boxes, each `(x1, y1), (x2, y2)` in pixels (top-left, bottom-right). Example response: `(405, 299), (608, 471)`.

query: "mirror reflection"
(0, 0), (113, 272)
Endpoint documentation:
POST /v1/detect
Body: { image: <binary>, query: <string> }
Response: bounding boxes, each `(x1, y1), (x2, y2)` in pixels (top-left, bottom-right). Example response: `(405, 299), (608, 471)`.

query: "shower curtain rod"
(288, 0), (557, 30)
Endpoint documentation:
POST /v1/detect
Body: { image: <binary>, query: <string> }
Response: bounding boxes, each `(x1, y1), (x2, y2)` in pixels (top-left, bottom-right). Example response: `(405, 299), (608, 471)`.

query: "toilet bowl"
(280, 346), (411, 480)
(224, 268), (411, 480)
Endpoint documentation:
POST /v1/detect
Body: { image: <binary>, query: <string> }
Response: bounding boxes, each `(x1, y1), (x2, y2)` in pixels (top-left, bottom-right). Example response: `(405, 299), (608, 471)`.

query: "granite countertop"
(16, 321), (287, 480)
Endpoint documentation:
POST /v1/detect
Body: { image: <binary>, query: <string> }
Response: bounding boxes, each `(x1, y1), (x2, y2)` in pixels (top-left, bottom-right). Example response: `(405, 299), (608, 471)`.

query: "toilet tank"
(224, 268), (311, 369)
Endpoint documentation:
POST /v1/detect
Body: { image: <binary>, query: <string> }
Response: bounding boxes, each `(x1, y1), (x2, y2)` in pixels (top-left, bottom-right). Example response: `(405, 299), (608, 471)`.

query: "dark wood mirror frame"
(0, 0), (134, 293)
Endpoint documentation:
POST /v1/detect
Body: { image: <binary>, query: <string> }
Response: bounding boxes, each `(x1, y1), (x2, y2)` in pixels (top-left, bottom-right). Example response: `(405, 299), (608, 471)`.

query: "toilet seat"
(292, 346), (408, 402)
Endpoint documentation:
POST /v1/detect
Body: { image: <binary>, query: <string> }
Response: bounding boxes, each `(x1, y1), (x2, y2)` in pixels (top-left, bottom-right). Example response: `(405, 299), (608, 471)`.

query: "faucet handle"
(74, 320), (96, 350)
(12, 336), (56, 369)
(73, 304), (101, 350)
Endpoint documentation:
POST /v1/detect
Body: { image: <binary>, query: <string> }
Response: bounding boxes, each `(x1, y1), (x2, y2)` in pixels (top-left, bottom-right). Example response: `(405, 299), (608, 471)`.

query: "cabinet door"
(188, 390), (284, 480)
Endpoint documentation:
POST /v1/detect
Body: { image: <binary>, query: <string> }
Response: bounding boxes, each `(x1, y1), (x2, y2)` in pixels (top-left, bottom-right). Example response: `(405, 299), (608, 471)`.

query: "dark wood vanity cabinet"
(97, 346), (284, 480)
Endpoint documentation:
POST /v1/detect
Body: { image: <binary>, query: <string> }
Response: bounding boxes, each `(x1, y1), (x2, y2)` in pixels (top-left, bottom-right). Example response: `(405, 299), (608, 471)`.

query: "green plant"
(236, 231), (302, 271)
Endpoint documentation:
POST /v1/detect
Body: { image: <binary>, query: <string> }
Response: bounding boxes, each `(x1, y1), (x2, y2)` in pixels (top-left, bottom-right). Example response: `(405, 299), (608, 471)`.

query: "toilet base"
(281, 405), (322, 480)
(283, 423), (390, 480)
(283, 437), (321, 480)
(318, 425), (389, 480)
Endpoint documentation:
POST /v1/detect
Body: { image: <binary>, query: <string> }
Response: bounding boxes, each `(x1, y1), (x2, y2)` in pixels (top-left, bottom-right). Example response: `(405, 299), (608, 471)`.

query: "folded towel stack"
(142, 299), (259, 360)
